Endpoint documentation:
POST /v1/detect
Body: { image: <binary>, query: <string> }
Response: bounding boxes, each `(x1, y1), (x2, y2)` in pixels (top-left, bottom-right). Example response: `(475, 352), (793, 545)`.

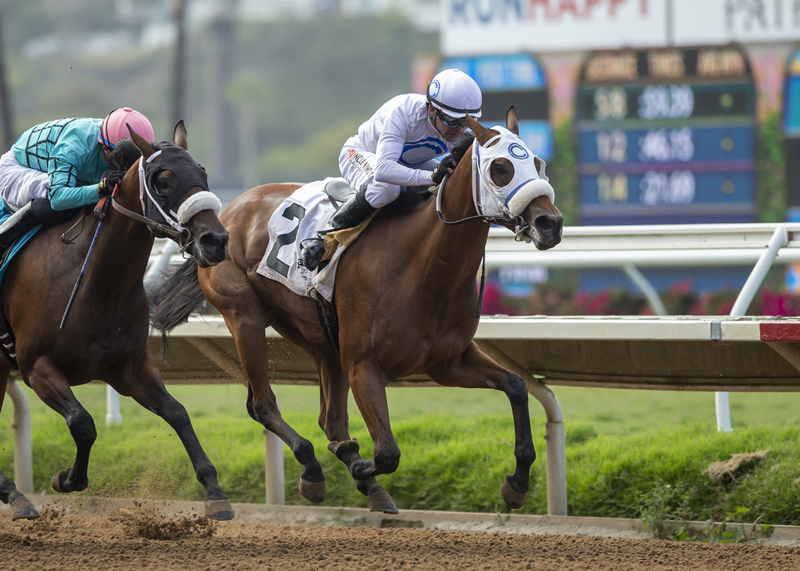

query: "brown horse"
(151, 108), (563, 513)
(0, 123), (233, 521)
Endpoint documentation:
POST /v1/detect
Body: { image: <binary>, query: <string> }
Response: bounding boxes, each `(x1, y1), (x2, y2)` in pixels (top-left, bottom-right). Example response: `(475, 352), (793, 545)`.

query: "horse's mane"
(105, 138), (143, 172)
(390, 132), (476, 211)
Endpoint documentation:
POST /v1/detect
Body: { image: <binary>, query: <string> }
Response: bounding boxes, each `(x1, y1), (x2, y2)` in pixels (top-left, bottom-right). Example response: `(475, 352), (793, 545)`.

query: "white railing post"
(716, 225), (790, 432)
(106, 385), (122, 426)
(6, 379), (33, 494)
(264, 428), (285, 505)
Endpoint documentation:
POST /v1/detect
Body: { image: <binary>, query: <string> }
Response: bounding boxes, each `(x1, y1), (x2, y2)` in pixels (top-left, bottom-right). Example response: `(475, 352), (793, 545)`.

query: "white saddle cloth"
(256, 177), (348, 303)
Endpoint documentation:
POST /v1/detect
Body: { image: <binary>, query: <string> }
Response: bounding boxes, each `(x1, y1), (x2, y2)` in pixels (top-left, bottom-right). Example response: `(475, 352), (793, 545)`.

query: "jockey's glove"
(97, 170), (124, 197)
(431, 154), (457, 185)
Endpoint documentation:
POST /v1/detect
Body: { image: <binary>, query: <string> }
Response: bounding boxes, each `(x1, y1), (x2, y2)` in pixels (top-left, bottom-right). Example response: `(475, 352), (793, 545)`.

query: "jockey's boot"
(301, 188), (375, 272)
(0, 198), (69, 247)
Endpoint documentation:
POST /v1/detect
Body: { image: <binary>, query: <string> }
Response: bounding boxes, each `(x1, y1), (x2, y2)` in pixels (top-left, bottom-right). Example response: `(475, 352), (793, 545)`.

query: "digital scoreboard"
(441, 53), (552, 160)
(785, 45), (800, 219)
(577, 47), (756, 225)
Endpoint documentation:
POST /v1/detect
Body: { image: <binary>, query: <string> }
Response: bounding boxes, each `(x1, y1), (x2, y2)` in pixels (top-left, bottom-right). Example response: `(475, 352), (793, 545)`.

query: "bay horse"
(151, 108), (563, 513)
(0, 122), (233, 521)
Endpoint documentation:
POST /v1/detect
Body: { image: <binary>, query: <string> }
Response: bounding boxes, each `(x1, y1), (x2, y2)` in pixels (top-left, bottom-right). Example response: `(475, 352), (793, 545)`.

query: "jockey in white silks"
(300, 69), (483, 271)
(0, 107), (155, 247)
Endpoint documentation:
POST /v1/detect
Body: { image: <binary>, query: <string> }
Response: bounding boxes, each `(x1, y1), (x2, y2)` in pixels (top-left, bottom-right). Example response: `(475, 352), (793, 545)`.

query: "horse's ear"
(506, 106), (519, 136)
(465, 114), (494, 146)
(173, 120), (188, 150)
(127, 124), (156, 160)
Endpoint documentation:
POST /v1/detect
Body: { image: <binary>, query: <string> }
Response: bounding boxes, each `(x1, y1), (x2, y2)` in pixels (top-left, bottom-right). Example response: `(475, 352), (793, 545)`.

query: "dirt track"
(2, 501), (800, 570)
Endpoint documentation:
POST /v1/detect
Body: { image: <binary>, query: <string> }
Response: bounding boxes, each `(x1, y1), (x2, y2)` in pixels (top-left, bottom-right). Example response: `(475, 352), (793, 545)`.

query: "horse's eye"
(493, 163), (504, 174)
(156, 177), (170, 193)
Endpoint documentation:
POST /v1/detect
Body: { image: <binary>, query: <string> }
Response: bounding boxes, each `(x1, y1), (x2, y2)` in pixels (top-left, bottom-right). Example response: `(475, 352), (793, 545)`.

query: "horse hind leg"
(204, 257), (326, 504)
(225, 315), (323, 504)
(28, 358), (95, 494)
(322, 358), (397, 513)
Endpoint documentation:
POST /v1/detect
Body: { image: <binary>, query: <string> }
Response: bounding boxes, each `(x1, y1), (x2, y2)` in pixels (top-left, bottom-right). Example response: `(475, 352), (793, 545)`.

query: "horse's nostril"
(535, 216), (553, 232)
(200, 233), (222, 252)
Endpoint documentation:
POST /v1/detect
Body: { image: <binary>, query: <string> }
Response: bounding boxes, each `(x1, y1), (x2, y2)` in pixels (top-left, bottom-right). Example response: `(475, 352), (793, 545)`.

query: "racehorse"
(0, 122), (233, 521)
(150, 108), (563, 513)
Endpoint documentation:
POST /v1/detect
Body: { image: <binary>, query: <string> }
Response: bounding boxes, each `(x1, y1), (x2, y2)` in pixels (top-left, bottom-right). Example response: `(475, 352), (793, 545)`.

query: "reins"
(110, 197), (186, 241)
(431, 172), (496, 319)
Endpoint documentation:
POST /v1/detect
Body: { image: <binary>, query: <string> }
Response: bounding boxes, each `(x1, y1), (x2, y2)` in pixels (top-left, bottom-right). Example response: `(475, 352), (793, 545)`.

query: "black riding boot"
(301, 188), (375, 271)
(0, 198), (70, 247)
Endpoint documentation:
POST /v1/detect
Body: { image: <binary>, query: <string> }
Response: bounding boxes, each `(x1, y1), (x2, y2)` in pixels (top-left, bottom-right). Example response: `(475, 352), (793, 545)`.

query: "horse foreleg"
(113, 356), (234, 520)
(426, 341), (535, 510)
(27, 357), (95, 494)
(231, 317), (326, 504)
(318, 355), (397, 514)
(347, 361), (400, 482)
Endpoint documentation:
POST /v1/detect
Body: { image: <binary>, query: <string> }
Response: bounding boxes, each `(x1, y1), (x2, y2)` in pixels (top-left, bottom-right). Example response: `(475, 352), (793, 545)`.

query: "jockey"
(300, 68), (482, 271)
(0, 107), (155, 246)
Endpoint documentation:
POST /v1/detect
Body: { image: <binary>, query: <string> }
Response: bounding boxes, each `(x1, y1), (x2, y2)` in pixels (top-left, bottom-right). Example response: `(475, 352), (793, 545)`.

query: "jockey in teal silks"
(0, 107), (155, 246)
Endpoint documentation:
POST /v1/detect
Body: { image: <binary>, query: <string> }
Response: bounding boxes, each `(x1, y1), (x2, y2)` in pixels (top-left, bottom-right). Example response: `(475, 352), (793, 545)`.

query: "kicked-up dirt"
(2, 500), (800, 570)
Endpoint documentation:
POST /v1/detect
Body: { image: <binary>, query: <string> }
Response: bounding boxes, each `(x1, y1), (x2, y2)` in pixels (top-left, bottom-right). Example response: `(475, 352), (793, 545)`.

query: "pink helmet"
(99, 107), (155, 148)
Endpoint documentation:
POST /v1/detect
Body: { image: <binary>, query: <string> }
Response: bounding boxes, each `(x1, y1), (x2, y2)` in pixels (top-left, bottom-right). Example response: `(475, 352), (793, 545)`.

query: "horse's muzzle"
(194, 230), (229, 267)
(531, 213), (563, 250)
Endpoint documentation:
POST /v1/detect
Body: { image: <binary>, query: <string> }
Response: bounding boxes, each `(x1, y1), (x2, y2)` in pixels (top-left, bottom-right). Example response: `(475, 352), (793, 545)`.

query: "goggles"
(436, 110), (467, 129)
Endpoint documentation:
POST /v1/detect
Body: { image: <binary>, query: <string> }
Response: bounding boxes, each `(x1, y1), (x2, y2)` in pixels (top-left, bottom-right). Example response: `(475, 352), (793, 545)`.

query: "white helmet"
(427, 69), (482, 119)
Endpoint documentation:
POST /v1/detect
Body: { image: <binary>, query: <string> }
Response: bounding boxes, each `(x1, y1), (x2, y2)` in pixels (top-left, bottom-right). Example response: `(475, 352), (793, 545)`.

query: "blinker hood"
(143, 142), (209, 212)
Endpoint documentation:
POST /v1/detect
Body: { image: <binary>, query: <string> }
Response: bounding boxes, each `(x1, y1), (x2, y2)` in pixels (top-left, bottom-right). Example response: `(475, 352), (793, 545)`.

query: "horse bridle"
(111, 148), (221, 253)
(434, 172), (533, 243)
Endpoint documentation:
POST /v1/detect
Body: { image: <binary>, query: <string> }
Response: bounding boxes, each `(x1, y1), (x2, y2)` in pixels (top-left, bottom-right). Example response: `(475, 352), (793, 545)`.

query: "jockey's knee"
(364, 182), (401, 208)
(30, 198), (71, 224)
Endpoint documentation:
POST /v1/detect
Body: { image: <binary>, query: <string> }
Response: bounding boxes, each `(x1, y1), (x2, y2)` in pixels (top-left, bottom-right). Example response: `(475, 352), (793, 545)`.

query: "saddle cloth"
(0, 204), (44, 365)
(256, 177), (375, 303)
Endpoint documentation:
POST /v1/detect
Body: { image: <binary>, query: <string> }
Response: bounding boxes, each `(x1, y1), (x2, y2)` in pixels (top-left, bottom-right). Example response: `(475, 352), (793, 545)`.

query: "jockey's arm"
(373, 112), (434, 188)
(46, 157), (101, 211)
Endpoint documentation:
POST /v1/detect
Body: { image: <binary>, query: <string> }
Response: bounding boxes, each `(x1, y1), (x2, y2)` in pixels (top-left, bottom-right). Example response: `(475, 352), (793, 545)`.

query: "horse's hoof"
(50, 470), (71, 493)
(299, 477), (326, 504)
(368, 489), (398, 514)
(501, 476), (527, 510)
(204, 498), (235, 520)
(350, 459), (377, 481)
(10, 498), (39, 521)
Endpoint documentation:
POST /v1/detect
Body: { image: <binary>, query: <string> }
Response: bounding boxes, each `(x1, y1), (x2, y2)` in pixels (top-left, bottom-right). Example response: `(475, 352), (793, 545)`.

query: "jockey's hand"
(431, 155), (457, 185)
(97, 170), (124, 197)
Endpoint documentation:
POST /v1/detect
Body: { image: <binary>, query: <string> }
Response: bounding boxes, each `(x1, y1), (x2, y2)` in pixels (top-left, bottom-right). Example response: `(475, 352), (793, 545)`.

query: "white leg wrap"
(177, 191), (221, 224)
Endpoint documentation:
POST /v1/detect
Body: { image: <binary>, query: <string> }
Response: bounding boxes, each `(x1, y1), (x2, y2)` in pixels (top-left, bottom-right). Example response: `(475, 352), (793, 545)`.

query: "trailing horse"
(151, 108), (563, 513)
(0, 122), (234, 521)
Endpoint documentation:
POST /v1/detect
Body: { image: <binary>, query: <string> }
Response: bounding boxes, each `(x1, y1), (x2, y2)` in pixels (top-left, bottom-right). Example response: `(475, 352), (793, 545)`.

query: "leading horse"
(0, 122), (233, 520)
(151, 108), (563, 513)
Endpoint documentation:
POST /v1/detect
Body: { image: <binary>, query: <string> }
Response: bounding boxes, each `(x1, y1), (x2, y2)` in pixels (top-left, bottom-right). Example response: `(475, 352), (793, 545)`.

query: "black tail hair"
(148, 258), (205, 353)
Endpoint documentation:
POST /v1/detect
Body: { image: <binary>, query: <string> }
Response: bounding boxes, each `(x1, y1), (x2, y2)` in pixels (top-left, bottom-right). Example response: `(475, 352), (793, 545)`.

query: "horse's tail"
(148, 258), (205, 349)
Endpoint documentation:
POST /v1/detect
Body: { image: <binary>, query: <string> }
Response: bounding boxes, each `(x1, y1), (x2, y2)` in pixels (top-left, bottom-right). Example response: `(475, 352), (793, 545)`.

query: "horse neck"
(87, 164), (155, 290)
(418, 159), (491, 291)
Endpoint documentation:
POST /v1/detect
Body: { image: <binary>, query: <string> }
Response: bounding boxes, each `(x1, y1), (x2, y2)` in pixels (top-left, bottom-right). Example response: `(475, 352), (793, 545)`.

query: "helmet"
(426, 69), (482, 119)
(99, 107), (155, 148)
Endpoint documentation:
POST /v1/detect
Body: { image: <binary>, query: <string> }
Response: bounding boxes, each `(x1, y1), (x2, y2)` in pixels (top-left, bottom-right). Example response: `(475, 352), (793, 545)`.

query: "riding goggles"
(436, 110), (467, 129)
